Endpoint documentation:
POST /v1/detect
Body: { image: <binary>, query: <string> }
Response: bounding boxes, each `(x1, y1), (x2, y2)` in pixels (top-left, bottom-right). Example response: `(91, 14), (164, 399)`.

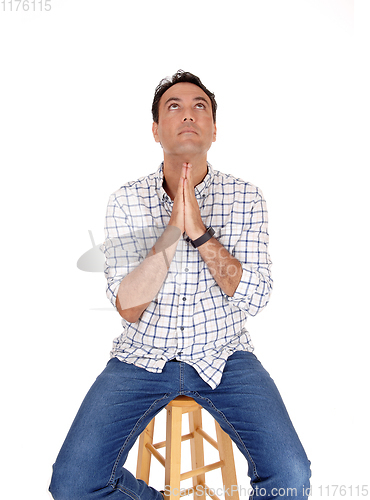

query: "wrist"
(190, 227), (215, 248)
(187, 225), (207, 241)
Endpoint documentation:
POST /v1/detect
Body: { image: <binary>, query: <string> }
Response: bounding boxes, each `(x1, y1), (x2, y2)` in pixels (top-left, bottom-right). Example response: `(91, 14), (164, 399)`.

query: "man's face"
(152, 82), (217, 158)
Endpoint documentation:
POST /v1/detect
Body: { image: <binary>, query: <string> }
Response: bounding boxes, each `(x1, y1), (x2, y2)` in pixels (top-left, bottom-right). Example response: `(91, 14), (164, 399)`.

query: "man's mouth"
(179, 128), (197, 135)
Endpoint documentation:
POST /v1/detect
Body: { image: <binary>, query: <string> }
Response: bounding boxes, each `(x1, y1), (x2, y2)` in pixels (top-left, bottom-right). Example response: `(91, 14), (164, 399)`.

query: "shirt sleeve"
(100, 192), (145, 309)
(226, 186), (273, 316)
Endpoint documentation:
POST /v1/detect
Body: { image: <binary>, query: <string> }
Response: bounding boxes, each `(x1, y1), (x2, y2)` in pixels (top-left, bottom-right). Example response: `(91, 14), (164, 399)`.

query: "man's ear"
(212, 123), (217, 142)
(152, 122), (160, 143)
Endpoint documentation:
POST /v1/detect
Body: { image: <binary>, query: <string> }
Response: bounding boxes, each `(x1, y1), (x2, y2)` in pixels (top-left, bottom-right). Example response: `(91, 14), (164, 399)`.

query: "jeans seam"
(180, 362), (184, 393)
(193, 392), (260, 481)
(108, 393), (172, 486)
(111, 483), (140, 500)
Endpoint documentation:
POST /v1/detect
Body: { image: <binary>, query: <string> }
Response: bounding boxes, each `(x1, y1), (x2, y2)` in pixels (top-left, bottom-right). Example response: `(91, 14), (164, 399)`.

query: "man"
(49, 70), (311, 499)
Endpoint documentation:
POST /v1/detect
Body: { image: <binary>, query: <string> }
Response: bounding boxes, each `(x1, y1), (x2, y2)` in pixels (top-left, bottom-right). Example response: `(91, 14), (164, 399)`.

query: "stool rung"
(145, 443), (165, 467)
(180, 460), (224, 481)
(153, 431), (194, 450)
(195, 427), (219, 450)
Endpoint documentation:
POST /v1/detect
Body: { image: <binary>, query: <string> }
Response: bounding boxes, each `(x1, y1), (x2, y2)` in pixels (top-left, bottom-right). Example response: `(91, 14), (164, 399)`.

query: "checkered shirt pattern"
(100, 162), (273, 389)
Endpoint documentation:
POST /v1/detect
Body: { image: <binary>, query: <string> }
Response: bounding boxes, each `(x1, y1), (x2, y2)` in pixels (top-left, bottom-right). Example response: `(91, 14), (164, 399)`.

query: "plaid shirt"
(101, 162), (273, 389)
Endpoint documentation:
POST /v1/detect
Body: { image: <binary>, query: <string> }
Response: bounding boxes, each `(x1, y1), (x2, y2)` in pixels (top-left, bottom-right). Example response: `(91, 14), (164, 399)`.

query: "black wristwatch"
(190, 227), (215, 248)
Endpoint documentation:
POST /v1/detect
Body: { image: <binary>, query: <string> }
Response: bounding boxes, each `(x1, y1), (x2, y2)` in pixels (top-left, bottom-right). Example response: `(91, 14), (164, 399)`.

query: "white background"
(1, 0), (369, 498)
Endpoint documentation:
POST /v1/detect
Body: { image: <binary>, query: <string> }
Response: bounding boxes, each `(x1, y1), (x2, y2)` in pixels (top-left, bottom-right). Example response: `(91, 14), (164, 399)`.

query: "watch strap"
(191, 227), (215, 248)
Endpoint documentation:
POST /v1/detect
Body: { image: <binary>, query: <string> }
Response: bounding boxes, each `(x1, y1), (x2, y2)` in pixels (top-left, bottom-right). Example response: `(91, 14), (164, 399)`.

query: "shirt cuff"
(106, 280), (120, 310)
(227, 265), (260, 307)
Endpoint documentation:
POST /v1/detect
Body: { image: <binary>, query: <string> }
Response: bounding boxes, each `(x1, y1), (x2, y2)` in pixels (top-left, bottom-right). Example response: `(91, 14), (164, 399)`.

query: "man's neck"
(162, 155), (208, 200)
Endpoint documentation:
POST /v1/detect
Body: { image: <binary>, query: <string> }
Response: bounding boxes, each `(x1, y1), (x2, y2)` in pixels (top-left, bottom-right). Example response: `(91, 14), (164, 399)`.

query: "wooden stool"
(136, 396), (239, 499)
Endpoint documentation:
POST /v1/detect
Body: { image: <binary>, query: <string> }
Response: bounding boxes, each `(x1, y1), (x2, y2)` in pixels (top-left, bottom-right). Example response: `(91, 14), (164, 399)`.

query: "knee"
(271, 454), (311, 496)
(49, 461), (88, 500)
(287, 455), (311, 489)
(49, 467), (66, 499)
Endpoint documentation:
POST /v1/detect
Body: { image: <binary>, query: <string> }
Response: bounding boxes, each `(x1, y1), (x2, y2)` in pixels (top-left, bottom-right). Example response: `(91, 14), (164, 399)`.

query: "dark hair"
(152, 70), (217, 123)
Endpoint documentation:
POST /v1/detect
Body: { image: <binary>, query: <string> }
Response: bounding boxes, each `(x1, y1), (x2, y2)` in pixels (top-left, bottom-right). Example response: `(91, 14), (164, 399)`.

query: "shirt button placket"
(177, 260), (191, 356)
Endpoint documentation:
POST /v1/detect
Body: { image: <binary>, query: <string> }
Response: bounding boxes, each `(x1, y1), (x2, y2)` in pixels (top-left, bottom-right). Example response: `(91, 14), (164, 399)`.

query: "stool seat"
(136, 396), (239, 499)
(167, 396), (201, 407)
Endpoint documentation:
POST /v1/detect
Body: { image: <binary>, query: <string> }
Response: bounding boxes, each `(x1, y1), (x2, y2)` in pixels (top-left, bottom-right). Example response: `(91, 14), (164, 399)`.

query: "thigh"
(51, 358), (179, 494)
(191, 352), (310, 484)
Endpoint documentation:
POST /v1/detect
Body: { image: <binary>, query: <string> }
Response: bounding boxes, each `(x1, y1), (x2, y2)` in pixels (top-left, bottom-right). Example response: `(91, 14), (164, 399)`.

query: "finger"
(181, 177), (185, 200)
(175, 173), (184, 203)
(180, 163), (188, 184)
(184, 176), (194, 202)
(187, 167), (195, 192)
(185, 178), (194, 208)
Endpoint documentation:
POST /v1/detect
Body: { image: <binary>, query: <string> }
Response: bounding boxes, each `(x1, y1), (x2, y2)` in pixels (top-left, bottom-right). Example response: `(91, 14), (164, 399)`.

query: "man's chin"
(167, 143), (212, 158)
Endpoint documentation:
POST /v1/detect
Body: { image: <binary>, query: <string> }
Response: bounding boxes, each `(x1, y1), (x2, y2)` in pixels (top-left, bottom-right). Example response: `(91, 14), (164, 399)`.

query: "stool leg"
(188, 408), (206, 500)
(215, 422), (240, 499)
(136, 417), (155, 484)
(165, 406), (183, 499)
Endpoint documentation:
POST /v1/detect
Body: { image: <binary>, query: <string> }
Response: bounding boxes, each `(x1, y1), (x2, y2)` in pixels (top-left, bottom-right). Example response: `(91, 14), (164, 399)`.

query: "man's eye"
(195, 103), (205, 109)
(169, 103), (179, 109)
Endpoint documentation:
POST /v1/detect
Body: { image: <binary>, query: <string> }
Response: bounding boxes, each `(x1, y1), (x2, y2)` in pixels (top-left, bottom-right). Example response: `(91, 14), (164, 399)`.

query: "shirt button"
(184, 268), (189, 272)
(182, 297), (186, 301)
(180, 327), (184, 331)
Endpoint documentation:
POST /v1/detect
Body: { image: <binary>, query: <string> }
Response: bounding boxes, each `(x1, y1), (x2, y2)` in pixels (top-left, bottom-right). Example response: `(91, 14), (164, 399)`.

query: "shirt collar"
(155, 161), (214, 202)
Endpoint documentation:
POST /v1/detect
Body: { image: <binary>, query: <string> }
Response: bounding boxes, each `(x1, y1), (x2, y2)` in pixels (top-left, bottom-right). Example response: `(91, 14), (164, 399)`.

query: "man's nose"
(183, 117), (194, 122)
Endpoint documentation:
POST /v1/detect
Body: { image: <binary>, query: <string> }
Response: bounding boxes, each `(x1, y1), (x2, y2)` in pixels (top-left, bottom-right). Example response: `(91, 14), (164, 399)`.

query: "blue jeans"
(49, 352), (311, 499)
